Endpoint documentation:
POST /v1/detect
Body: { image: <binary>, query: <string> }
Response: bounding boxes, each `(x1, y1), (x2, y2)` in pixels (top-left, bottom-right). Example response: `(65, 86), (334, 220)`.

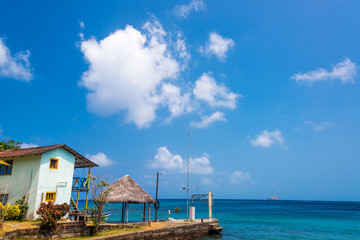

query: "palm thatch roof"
(105, 175), (156, 204)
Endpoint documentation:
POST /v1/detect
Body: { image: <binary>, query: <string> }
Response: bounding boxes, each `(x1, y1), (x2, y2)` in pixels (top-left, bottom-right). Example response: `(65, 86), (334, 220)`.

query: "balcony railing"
(72, 177), (89, 190)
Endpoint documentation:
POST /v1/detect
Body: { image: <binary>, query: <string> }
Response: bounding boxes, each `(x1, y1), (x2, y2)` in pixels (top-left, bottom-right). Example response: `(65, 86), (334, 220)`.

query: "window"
(0, 194), (8, 204)
(49, 158), (58, 169)
(45, 192), (56, 202)
(0, 160), (13, 176)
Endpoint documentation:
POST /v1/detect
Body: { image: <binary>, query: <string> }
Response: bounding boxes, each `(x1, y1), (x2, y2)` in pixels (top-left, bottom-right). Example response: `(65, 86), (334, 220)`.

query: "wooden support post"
(76, 190), (80, 209)
(143, 203), (146, 222)
(208, 191), (212, 219)
(84, 167), (91, 211)
(121, 202), (125, 227)
(126, 202), (129, 223)
(148, 203), (150, 222)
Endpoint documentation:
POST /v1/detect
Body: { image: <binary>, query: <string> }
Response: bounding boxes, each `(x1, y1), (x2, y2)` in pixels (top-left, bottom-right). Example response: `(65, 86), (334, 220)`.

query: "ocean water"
(77, 199), (360, 240)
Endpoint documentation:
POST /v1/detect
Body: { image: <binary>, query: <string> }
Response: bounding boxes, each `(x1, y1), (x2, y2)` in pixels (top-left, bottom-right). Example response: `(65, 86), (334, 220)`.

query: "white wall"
(0, 155), (41, 219)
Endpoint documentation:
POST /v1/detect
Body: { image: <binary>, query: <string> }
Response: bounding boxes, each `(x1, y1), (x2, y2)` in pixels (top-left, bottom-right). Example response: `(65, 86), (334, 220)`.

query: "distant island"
(267, 196), (279, 200)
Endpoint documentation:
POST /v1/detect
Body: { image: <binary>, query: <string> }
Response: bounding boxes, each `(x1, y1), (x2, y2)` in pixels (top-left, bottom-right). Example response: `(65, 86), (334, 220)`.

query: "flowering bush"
(6, 204), (21, 220)
(36, 202), (70, 232)
(0, 202), (11, 229)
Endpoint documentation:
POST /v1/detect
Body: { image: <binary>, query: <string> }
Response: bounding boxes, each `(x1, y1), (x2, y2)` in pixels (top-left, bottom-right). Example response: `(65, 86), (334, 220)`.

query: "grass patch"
(0, 221), (39, 237)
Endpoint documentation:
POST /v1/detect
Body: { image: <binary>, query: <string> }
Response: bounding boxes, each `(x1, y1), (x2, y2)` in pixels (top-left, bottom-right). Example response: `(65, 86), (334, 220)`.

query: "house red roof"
(0, 144), (98, 168)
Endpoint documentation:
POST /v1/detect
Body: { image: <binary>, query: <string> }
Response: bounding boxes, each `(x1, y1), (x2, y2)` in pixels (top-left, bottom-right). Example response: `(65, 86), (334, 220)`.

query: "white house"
(0, 144), (98, 220)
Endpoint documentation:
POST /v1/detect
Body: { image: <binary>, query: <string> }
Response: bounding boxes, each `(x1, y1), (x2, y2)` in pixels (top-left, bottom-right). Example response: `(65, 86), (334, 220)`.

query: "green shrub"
(6, 205), (21, 220)
(15, 196), (29, 221)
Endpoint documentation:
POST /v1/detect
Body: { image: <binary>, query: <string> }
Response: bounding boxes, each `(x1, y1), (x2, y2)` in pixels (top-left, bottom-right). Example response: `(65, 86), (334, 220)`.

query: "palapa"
(105, 175), (156, 204)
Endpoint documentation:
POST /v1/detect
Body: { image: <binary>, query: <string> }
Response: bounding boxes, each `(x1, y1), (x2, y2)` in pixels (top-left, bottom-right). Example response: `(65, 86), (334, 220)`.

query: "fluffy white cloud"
(191, 111), (226, 128)
(193, 73), (240, 109)
(149, 146), (184, 171)
(0, 38), (33, 81)
(304, 121), (336, 132)
(86, 152), (113, 167)
(250, 130), (286, 149)
(174, 0), (206, 18)
(80, 19), (187, 128)
(161, 83), (192, 122)
(229, 170), (251, 184)
(201, 32), (235, 61)
(291, 58), (356, 84)
(80, 19), (240, 128)
(149, 146), (213, 174)
(190, 154), (213, 174)
(21, 143), (39, 149)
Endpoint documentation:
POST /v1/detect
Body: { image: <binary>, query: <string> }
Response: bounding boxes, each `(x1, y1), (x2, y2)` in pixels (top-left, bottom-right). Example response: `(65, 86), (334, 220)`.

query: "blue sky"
(1, 0), (359, 201)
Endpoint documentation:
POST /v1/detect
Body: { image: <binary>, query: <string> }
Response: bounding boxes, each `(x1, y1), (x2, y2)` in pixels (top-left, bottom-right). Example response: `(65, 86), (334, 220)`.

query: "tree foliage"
(0, 139), (22, 152)
(89, 175), (111, 235)
(0, 203), (11, 229)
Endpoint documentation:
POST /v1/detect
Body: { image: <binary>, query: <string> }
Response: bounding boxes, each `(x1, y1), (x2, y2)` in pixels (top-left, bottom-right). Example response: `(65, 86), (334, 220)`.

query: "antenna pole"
(187, 130), (190, 221)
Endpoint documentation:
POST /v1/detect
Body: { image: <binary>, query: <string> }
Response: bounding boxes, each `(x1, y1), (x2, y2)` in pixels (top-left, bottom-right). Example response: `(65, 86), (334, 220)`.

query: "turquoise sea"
(78, 199), (360, 239)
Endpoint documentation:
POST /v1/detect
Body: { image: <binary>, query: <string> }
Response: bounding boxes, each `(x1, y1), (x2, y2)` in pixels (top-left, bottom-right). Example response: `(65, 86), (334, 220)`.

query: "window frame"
(0, 194), (9, 204)
(45, 192), (56, 202)
(49, 158), (59, 169)
(0, 160), (13, 176)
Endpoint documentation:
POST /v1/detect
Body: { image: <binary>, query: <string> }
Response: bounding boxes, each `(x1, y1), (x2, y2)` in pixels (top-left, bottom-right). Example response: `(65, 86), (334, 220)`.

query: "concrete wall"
(0, 220), (222, 240)
(36, 148), (75, 210)
(0, 155), (41, 219)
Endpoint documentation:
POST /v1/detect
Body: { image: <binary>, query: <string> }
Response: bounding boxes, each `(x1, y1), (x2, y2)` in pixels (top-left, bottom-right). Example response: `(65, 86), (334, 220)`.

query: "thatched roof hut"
(106, 175), (156, 204)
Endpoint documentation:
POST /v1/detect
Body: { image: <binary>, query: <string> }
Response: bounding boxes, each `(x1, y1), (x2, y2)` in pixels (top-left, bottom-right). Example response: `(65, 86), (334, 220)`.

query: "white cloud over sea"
(149, 146), (213, 174)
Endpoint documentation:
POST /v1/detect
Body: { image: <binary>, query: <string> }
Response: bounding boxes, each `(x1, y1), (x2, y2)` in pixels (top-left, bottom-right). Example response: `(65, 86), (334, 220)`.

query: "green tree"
(89, 175), (111, 235)
(0, 139), (22, 152)
(174, 207), (181, 214)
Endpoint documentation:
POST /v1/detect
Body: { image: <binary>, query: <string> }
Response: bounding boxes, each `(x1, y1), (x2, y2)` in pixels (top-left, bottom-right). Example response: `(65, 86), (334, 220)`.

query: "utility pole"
(155, 172), (161, 222)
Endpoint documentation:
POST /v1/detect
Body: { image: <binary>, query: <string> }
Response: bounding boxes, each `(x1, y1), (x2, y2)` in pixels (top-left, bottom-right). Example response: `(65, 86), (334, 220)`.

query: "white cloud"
(193, 73), (240, 109)
(161, 83), (192, 122)
(190, 111), (226, 128)
(291, 58), (356, 84)
(174, 0), (206, 18)
(149, 146), (184, 171)
(174, 32), (191, 64)
(0, 38), (33, 81)
(304, 121), (336, 132)
(86, 152), (113, 167)
(79, 21), (85, 29)
(200, 177), (213, 186)
(201, 32), (235, 61)
(149, 146), (213, 175)
(80, 19), (185, 128)
(250, 130), (286, 149)
(229, 170), (251, 184)
(21, 143), (39, 149)
(190, 154), (213, 174)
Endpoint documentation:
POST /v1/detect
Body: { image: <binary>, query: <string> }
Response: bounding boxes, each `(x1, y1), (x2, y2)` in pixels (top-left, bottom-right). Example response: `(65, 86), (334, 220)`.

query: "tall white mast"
(186, 130), (190, 221)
